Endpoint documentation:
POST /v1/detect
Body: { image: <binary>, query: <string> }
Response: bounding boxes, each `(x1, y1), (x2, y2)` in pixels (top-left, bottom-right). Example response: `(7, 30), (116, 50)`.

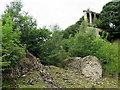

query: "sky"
(0, 0), (111, 29)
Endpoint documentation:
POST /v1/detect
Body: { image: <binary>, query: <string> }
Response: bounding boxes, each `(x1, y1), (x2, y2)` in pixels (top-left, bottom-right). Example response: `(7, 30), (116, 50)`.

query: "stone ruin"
(83, 9), (102, 37)
(83, 9), (100, 26)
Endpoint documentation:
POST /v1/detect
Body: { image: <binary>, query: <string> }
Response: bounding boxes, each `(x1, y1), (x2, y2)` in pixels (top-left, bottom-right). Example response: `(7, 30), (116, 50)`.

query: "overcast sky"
(0, 0), (111, 29)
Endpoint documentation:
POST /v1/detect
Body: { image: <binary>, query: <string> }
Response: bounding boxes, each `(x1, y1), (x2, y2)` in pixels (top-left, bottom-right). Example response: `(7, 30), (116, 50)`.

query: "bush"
(68, 21), (96, 57)
(93, 38), (118, 76)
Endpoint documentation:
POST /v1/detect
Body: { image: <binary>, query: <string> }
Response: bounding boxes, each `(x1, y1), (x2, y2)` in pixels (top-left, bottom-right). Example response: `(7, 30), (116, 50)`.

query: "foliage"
(92, 38), (118, 76)
(1, 0), (118, 77)
(68, 21), (96, 57)
(2, 0), (51, 60)
(19, 13), (37, 45)
(40, 31), (68, 67)
(97, 1), (120, 40)
(26, 27), (51, 57)
(2, 0), (37, 45)
(1, 15), (25, 67)
(62, 16), (84, 39)
(67, 21), (118, 76)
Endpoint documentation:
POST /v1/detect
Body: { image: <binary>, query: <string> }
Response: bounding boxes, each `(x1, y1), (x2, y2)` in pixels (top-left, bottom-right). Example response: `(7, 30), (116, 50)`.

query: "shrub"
(68, 21), (96, 57)
(93, 39), (118, 76)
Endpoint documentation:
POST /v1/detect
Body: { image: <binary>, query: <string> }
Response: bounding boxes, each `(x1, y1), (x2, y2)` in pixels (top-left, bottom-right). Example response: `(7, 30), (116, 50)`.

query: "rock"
(25, 80), (34, 85)
(65, 55), (102, 82)
(14, 50), (43, 76)
(81, 56), (102, 82)
(65, 57), (82, 71)
(22, 74), (26, 77)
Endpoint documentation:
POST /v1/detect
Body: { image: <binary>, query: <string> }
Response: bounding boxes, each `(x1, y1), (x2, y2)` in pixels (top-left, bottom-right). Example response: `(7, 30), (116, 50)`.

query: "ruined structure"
(83, 9), (102, 37)
(83, 9), (100, 26)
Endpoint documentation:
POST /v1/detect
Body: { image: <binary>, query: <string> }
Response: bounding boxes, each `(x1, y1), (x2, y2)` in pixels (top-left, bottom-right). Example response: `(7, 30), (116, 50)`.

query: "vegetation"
(1, 0), (119, 88)
(63, 21), (118, 76)
(97, 1), (120, 41)
(1, 10), (25, 67)
(40, 31), (68, 67)
(62, 16), (84, 39)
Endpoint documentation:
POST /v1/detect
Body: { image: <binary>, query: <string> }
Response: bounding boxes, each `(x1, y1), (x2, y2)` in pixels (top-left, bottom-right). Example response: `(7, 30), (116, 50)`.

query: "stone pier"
(83, 9), (100, 26)
(83, 9), (102, 37)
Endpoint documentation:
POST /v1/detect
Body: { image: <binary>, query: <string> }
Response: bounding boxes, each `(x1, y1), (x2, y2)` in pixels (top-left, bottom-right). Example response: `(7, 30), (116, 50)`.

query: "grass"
(19, 82), (49, 88)
(10, 65), (118, 88)
(44, 65), (118, 88)
(17, 71), (51, 88)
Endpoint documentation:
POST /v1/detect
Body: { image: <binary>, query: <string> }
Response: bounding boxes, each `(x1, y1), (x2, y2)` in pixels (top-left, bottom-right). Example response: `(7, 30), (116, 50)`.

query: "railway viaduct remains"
(83, 9), (103, 37)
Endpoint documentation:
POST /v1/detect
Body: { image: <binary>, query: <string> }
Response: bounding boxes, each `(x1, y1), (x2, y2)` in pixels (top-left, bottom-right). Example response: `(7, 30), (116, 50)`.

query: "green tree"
(2, 0), (37, 45)
(26, 27), (51, 57)
(1, 14), (25, 67)
(91, 38), (118, 76)
(67, 21), (118, 76)
(3, 0), (23, 29)
(2, 0), (50, 59)
(40, 31), (68, 67)
(62, 16), (84, 39)
(98, 1), (120, 40)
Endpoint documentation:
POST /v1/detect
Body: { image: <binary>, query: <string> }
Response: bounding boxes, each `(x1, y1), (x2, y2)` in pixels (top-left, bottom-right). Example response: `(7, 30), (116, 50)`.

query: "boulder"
(80, 56), (102, 82)
(65, 57), (82, 71)
(65, 56), (102, 82)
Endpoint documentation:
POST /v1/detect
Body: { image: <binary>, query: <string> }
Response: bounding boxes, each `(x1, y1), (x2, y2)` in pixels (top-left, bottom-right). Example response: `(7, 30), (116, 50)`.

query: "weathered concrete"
(87, 27), (103, 37)
(83, 9), (100, 26)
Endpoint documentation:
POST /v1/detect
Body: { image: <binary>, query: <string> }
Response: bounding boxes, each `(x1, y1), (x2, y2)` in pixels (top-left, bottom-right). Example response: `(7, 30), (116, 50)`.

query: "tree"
(49, 24), (61, 32)
(2, 0), (37, 45)
(1, 0), (51, 66)
(62, 16), (84, 39)
(2, 0), (48, 58)
(3, 0), (23, 29)
(66, 20), (118, 76)
(40, 31), (68, 67)
(98, 1), (120, 40)
(1, 14), (25, 67)
(26, 27), (51, 57)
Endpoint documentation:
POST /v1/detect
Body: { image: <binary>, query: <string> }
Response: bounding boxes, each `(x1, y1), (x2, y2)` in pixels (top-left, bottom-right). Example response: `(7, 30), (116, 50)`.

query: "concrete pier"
(83, 9), (100, 26)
